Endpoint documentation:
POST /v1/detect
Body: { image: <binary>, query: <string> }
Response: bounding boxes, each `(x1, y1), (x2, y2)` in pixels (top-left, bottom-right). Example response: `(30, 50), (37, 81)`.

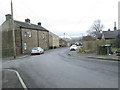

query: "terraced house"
(2, 14), (49, 57)
(49, 32), (59, 49)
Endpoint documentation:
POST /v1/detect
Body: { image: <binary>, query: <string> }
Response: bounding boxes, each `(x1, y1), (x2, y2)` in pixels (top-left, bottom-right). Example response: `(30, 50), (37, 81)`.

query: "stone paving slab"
(2, 69), (23, 88)
(2, 69), (27, 89)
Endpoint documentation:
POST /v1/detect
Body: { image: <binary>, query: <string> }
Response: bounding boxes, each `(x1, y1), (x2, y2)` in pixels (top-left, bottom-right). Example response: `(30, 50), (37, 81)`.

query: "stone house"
(59, 38), (68, 47)
(49, 32), (59, 49)
(2, 14), (49, 57)
(101, 30), (119, 40)
(95, 29), (120, 47)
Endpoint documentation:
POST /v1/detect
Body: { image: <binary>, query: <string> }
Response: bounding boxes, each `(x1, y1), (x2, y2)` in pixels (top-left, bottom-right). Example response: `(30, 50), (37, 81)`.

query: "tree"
(87, 19), (104, 38)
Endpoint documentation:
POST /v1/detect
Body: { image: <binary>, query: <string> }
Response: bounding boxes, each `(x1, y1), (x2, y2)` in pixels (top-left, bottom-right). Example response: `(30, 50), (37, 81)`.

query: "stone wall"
(59, 39), (67, 47)
(52, 36), (59, 48)
(21, 28), (38, 54)
(38, 31), (49, 50)
(21, 28), (49, 54)
(82, 40), (116, 52)
(49, 35), (53, 48)
(2, 20), (14, 57)
(49, 34), (59, 48)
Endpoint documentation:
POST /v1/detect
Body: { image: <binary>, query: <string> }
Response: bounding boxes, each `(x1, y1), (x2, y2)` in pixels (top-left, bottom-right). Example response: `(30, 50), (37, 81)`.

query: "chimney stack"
(25, 18), (30, 23)
(5, 14), (12, 20)
(114, 22), (117, 30)
(38, 22), (41, 26)
(108, 29), (110, 31)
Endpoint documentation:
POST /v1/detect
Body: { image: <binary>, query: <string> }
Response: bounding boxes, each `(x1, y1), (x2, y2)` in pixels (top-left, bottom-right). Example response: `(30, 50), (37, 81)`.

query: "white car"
(31, 47), (44, 55)
(70, 45), (78, 51)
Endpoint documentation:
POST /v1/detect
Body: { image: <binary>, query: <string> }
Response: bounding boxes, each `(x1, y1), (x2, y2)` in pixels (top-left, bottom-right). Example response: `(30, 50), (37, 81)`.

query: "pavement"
(68, 50), (120, 61)
(1, 54), (30, 89)
(2, 54), (29, 62)
(2, 69), (27, 89)
(1, 55), (28, 89)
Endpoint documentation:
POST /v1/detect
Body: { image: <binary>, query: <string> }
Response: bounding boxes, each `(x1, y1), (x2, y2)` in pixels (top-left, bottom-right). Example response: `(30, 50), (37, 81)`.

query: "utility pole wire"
(11, 0), (16, 59)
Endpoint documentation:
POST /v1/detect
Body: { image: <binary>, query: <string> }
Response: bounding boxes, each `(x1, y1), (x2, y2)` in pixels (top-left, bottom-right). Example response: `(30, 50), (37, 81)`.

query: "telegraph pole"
(11, 0), (16, 59)
(64, 33), (65, 39)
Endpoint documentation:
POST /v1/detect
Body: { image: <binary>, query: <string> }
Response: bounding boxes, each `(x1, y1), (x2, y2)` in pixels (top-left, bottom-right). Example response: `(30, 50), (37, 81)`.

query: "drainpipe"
(20, 27), (23, 54)
(37, 30), (39, 47)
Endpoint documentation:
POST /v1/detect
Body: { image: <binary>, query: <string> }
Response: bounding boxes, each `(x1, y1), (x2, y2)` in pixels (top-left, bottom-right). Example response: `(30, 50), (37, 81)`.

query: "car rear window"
(32, 48), (38, 50)
(72, 45), (77, 47)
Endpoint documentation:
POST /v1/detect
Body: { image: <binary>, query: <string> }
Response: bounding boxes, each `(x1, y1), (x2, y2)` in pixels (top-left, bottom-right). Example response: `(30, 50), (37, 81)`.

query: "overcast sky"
(0, 0), (119, 37)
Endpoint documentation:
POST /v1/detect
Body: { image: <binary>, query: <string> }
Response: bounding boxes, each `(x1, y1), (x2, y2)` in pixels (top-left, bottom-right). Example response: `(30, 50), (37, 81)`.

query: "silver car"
(70, 45), (77, 51)
(31, 47), (44, 55)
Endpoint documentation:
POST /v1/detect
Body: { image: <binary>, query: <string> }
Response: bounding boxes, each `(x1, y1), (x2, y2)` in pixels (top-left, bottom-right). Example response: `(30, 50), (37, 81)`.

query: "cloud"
(0, 0), (119, 37)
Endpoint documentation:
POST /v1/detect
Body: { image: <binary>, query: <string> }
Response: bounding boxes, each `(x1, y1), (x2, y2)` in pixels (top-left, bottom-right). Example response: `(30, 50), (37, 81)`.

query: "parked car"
(31, 47), (44, 55)
(70, 45), (77, 51)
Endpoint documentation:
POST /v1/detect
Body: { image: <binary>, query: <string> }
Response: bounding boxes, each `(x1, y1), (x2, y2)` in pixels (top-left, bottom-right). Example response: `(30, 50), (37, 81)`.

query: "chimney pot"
(114, 22), (117, 30)
(25, 18), (30, 23)
(38, 22), (41, 25)
(5, 14), (12, 20)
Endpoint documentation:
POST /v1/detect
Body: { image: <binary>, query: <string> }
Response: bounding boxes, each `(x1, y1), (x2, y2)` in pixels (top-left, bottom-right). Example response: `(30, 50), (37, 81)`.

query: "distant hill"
(60, 36), (81, 43)
(70, 37), (81, 43)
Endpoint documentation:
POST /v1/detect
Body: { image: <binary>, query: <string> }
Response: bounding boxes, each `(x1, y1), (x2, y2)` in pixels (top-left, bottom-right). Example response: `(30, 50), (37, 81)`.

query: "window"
(27, 30), (32, 38)
(29, 30), (32, 38)
(24, 32), (27, 37)
(24, 43), (27, 50)
(43, 33), (45, 39)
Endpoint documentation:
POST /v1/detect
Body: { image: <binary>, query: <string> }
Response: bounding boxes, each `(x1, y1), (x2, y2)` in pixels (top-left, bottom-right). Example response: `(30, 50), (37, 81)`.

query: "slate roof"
(15, 20), (49, 32)
(102, 30), (119, 39)
(49, 32), (59, 38)
(96, 32), (102, 39)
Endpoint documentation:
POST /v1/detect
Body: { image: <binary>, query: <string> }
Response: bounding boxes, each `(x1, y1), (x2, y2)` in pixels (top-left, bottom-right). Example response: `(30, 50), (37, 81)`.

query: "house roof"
(15, 20), (49, 32)
(49, 32), (59, 38)
(102, 30), (119, 39)
(96, 32), (102, 39)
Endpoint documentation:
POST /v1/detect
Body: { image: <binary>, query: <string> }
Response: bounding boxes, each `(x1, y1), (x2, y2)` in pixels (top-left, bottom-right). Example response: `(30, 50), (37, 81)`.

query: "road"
(2, 47), (119, 88)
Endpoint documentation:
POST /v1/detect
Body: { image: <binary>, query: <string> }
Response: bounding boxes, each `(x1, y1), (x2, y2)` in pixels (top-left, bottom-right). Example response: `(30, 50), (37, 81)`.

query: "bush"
(116, 48), (120, 53)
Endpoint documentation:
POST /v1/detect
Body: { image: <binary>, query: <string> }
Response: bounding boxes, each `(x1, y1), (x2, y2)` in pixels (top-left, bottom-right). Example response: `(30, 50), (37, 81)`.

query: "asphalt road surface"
(2, 47), (119, 88)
